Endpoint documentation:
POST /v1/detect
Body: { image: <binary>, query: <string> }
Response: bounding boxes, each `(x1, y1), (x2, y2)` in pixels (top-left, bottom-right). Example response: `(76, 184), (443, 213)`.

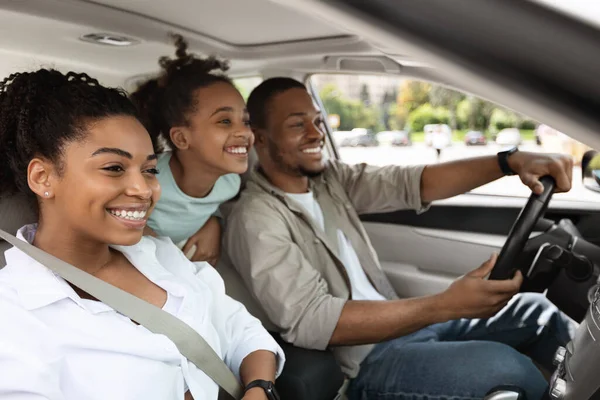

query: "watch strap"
(245, 379), (279, 400)
(498, 147), (518, 176)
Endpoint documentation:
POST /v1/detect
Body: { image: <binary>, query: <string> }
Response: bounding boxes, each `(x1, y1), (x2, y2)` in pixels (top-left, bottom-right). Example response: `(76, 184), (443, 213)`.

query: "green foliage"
(388, 103), (408, 130)
(316, 79), (538, 137)
(490, 108), (518, 131)
(398, 81), (431, 113)
(520, 119), (537, 130)
(320, 84), (383, 132)
(407, 103), (450, 133)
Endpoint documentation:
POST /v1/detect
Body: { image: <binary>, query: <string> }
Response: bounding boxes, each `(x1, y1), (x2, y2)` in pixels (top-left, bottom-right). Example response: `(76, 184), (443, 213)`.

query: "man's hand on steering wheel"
(508, 151), (573, 195)
(439, 253), (524, 320)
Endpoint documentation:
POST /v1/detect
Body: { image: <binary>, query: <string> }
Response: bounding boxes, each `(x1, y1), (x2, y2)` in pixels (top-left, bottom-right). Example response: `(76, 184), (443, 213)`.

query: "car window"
(310, 74), (596, 202)
(233, 76), (262, 101)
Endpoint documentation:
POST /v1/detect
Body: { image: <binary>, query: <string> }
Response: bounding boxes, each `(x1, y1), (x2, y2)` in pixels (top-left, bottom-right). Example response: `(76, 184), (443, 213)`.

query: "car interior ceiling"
(2, 1), (600, 399)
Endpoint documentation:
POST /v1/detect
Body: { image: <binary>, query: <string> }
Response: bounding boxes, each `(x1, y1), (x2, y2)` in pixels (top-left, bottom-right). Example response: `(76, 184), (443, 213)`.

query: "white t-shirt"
(286, 192), (386, 301)
(0, 224), (284, 400)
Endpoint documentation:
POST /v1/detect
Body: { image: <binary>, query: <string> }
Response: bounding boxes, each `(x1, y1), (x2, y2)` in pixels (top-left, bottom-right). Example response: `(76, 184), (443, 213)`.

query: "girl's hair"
(0, 69), (138, 203)
(130, 34), (232, 153)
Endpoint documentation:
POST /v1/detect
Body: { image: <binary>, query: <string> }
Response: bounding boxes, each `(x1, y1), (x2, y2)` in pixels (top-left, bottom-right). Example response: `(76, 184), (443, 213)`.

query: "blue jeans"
(348, 293), (577, 400)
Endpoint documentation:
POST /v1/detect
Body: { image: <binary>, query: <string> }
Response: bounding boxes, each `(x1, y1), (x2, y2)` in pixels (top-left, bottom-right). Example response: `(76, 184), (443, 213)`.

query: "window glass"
(310, 74), (595, 202)
(233, 76), (262, 101)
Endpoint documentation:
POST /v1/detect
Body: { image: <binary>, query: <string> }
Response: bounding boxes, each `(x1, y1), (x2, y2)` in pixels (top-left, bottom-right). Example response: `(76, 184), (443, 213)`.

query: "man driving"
(224, 77), (577, 400)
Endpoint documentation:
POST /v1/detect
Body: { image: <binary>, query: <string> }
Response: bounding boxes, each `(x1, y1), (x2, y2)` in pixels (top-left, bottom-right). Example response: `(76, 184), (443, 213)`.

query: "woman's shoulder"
(0, 282), (53, 343)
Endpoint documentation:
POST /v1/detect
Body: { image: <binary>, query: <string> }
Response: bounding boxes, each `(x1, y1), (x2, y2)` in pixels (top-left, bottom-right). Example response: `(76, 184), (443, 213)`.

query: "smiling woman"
(130, 34), (253, 264)
(0, 68), (283, 400)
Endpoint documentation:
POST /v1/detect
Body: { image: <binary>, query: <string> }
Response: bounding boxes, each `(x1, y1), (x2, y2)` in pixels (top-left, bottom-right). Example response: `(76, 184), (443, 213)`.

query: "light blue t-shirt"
(148, 152), (241, 244)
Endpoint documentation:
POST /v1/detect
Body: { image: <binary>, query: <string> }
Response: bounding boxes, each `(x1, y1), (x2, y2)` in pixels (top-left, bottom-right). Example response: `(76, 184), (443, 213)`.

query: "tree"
(359, 83), (371, 106)
(380, 90), (398, 130)
(490, 108), (518, 131)
(407, 103), (450, 133)
(428, 86), (465, 130)
(467, 96), (496, 131)
(387, 103), (408, 130)
(320, 84), (383, 132)
(398, 80), (431, 113)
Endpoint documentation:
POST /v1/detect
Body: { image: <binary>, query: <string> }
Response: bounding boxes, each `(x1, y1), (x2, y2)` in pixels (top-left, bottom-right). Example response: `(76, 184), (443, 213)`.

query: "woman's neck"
(33, 220), (113, 275)
(169, 152), (221, 198)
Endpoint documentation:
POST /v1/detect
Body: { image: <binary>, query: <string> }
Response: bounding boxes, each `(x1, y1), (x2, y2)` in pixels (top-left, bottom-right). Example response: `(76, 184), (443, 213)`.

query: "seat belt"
(0, 228), (243, 400)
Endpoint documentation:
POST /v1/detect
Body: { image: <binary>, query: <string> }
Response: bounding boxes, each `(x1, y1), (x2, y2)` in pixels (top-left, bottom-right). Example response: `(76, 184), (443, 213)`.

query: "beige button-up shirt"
(223, 160), (427, 377)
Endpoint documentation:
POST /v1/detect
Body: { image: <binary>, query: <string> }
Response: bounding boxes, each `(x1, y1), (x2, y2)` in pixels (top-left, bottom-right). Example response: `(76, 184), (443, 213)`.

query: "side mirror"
(582, 150), (600, 194)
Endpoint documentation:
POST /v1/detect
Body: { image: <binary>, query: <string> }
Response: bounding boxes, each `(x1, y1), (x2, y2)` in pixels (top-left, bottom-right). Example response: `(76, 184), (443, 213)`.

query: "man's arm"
(330, 160), (427, 215)
(225, 202), (523, 348)
(420, 152), (572, 203)
(330, 254), (523, 346)
(332, 151), (573, 215)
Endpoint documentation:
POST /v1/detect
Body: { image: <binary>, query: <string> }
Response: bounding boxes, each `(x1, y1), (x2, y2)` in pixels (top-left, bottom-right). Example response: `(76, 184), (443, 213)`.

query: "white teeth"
(227, 147), (247, 154)
(302, 147), (321, 154)
(108, 209), (147, 221)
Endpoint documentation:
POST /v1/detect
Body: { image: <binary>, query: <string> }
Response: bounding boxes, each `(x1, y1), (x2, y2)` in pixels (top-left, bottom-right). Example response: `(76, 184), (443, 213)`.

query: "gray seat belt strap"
(0, 229), (243, 400)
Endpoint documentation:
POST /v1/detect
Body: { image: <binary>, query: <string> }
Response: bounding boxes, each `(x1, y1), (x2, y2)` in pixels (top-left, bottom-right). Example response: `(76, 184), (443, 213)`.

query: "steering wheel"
(489, 176), (556, 280)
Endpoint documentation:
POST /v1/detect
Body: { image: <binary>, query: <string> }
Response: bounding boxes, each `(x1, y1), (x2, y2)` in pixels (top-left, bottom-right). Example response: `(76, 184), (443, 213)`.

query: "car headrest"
(241, 147), (259, 186)
(0, 193), (37, 268)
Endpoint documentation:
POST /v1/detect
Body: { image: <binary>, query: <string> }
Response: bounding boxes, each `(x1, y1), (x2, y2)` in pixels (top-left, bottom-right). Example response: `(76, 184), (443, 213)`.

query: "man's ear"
(252, 128), (268, 149)
(27, 158), (56, 199)
(170, 127), (191, 150)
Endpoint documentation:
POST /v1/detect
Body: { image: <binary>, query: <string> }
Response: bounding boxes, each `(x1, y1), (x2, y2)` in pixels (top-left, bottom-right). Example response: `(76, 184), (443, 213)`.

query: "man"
(224, 77), (577, 400)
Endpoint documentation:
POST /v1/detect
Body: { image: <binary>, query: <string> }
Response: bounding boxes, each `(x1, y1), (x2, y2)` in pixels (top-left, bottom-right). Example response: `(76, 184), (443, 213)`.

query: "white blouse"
(0, 224), (284, 400)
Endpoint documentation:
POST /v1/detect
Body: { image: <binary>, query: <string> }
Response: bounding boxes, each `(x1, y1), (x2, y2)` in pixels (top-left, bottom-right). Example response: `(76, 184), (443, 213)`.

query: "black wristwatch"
(497, 146), (519, 176)
(245, 379), (280, 400)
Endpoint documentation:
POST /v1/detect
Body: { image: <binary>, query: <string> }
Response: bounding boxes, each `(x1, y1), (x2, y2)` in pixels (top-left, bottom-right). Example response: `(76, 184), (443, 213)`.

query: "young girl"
(131, 35), (253, 265)
(0, 69), (281, 399)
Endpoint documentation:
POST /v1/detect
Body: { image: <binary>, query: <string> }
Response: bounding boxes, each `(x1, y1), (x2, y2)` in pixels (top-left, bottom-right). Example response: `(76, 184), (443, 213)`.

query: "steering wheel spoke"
(489, 176), (556, 280)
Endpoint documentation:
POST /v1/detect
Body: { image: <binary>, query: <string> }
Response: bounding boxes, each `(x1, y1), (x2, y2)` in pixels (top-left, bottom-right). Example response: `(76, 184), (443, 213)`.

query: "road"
(338, 142), (598, 202)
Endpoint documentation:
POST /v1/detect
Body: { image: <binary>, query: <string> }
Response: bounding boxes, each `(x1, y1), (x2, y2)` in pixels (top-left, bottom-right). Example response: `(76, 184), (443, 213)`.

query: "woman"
(131, 35), (252, 265)
(0, 69), (283, 399)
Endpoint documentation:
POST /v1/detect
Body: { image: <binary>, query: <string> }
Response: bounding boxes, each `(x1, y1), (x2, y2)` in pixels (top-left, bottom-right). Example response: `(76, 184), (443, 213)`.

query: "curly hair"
(0, 69), (138, 203)
(130, 34), (232, 153)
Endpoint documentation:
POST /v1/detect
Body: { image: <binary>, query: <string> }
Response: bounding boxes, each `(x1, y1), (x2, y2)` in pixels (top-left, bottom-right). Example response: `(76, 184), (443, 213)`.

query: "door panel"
(364, 195), (600, 297)
(365, 222), (501, 297)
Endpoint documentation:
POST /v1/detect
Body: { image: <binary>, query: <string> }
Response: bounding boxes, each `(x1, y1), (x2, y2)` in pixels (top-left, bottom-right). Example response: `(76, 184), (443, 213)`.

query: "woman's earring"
(44, 192), (49, 197)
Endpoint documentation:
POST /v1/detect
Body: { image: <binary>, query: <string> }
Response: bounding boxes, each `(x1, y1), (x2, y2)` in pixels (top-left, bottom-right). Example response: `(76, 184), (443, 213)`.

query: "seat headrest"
(241, 147), (259, 186)
(0, 193), (37, 235)
(0, 194), (37, 267)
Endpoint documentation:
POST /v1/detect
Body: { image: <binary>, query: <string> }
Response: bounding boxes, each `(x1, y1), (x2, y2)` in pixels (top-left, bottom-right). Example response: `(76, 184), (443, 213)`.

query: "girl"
(131, 35), (253, 265)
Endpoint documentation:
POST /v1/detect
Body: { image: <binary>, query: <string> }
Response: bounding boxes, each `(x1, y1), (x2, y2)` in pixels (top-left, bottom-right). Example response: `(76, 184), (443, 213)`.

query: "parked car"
(495, 128), (522, 146)
(331, 130), (356, 147)
(464, 131), (487, 146)
(333, 129), (379, 147)
(377, 130), (412, 146)
(353, 133), (379, 147)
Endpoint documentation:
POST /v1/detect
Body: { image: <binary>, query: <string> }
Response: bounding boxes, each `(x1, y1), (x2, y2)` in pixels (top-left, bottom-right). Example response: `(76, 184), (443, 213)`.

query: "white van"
(424, 124), (452, 148)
